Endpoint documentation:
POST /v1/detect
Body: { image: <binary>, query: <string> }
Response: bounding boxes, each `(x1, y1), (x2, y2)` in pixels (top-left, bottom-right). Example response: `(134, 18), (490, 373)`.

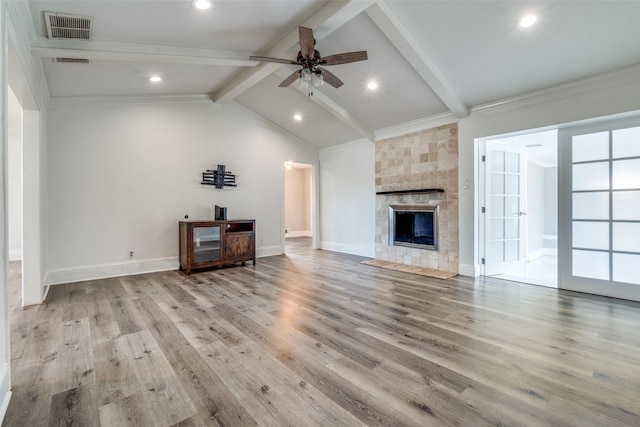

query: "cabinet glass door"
(193, 226), (221, 264)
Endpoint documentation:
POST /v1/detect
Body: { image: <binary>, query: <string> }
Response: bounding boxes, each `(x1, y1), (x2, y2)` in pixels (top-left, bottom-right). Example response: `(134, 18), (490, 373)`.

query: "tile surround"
(375, 123), (459, 274)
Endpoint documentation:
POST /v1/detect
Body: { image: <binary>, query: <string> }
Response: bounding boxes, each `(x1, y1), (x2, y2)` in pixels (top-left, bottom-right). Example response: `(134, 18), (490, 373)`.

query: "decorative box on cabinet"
(179, 220), (256, 274)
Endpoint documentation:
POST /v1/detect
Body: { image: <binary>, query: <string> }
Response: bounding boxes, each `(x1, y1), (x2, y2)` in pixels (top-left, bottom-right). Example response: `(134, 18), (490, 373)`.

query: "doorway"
(284, 161), (313, 254)
(481, 130), (558, 287)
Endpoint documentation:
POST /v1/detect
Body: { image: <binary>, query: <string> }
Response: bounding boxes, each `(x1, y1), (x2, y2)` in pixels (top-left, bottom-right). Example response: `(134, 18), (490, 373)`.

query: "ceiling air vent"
(52, 57), (91, 64)
(44, 11), (93, 40)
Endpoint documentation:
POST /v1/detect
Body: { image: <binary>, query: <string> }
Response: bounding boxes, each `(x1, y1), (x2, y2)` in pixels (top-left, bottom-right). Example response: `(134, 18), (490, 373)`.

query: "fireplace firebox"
(388, 205), (438, 250)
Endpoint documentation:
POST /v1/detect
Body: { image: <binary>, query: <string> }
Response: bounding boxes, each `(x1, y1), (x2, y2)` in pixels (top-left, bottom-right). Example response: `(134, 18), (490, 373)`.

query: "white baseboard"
(46, 248), (291, 286)
(0, 363), (11, 424)
(48, 257), (179, 285)
(320, 241), (375, 258)
(458, 263), (480, 277)
(527, 248), (558, 261)
(257, 245), (283, 258)
(8, 250), (22, 261)
(527, 248), (546, 262)
(285, 230), (312, 238)
(42, 285), (51, 302)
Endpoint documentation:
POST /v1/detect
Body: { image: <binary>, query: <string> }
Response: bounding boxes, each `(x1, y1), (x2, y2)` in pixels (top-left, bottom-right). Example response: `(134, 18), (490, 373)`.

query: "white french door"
(483, 142), (527, 276)
(558, 119), (640, 301)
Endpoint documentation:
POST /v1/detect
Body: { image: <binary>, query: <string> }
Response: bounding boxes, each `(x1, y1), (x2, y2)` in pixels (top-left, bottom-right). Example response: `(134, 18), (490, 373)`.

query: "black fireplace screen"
(389, 205), (438, 250)
(395, 212), (435, 246)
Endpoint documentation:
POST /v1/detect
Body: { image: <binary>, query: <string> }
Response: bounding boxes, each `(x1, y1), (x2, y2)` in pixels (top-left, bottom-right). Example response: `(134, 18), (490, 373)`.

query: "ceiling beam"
(366, 1), (469, 118)
(213, 0), (375, 104)
(274, 68), (375, 141)
(29, 37), (257, 67)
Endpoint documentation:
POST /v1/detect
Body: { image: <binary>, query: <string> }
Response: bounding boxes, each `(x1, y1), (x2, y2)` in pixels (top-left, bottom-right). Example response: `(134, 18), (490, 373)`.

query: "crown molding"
(319, 138), (372, 156)
(47, 94), (214, 109)
(6, 2), (50, 109)
(374, 111), (458, 141)
(471, 62), (640, 119)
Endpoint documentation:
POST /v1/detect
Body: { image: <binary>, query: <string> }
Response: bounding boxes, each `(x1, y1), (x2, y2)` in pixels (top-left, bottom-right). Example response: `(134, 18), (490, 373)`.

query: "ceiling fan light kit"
(250, 26), (368, 97)
(191, 0), (211, 10)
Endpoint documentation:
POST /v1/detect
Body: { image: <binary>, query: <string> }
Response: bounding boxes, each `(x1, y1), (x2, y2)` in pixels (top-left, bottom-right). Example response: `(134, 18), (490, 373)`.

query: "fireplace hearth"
(388, 205), (438, 250)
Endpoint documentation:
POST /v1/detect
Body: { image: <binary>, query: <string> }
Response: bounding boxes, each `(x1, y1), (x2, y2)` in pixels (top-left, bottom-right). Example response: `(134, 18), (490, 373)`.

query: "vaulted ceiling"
(10, 1), (640, 149)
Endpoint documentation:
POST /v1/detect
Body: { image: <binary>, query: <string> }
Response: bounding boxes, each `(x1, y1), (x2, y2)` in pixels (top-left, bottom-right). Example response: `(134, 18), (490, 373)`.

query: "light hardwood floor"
(4, 249), (640, 426)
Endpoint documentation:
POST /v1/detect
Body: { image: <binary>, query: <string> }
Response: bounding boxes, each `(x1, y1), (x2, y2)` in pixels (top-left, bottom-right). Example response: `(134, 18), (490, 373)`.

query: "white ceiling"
(491, 130), (558, 167)
(12, 1), (640, 149)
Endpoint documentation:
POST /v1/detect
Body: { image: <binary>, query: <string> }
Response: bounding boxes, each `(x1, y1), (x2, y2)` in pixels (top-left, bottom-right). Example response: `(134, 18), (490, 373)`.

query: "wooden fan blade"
(318, 67), (344, 88)
(250, 55), (298, 65)
(320, 51), (368, 66)
(279, 69), (301, 87)
(299, 27), (315, 59)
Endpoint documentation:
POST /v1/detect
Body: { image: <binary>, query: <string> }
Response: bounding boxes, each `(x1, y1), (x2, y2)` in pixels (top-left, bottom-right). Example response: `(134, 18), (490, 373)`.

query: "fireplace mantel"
(376, 188), (444, 196)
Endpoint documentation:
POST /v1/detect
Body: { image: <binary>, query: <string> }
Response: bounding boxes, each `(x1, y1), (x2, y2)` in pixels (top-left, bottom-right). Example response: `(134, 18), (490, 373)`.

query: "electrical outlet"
(129, 251), (134, 258)
(259, 238), (264, 246)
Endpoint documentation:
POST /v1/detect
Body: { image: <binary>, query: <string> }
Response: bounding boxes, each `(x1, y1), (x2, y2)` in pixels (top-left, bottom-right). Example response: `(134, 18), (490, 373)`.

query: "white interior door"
(558, 120), (640, 301)
(484, 142), (527, 276)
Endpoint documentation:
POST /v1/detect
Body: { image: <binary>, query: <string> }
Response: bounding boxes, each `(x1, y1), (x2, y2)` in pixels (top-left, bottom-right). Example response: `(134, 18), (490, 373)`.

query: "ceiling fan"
(250, 26), (368, 95)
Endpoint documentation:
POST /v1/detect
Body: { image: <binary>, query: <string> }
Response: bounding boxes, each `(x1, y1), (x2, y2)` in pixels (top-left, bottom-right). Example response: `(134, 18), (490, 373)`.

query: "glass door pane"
(193, 226), (221, 264)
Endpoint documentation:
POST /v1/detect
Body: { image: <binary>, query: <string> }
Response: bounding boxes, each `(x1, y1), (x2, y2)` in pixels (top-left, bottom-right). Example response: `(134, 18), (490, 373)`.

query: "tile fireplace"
(375, 123), (459, 274)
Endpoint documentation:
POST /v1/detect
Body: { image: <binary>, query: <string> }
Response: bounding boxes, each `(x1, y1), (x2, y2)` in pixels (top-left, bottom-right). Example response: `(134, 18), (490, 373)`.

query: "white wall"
(319, 139), (375, 257)
(458, 71), (640, 276)
(526, 161), (545, 257)
(47, 101), (317, 284)
(0, 0), (12, 419)
(7, 86), (21, 261)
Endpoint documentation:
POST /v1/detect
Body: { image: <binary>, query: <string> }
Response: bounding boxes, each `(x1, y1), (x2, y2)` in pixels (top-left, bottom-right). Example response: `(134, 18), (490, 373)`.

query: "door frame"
(281, 159), (319, 252)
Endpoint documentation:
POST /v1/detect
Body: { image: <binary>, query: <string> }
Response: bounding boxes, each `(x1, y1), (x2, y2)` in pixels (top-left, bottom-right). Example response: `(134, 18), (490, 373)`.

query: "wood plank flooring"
(4, 247), (640, 426)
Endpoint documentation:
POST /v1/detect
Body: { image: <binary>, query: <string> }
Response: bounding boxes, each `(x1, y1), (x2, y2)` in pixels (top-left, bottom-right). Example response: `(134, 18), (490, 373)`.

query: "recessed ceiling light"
(519, 14), (537, 28)
(192, 0), (211, 10)
(293, 114), (302, 121)
(367, 81), (378, 90)
(148, 75), (162, 83)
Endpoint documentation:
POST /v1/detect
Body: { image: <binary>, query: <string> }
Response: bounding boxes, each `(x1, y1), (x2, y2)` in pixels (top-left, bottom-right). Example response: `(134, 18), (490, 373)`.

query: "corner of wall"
(458, 263), (480, 277)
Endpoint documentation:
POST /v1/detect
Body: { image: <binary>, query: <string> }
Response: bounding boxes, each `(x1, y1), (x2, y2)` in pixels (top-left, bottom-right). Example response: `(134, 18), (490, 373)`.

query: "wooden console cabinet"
(179, 219), (256, 274)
